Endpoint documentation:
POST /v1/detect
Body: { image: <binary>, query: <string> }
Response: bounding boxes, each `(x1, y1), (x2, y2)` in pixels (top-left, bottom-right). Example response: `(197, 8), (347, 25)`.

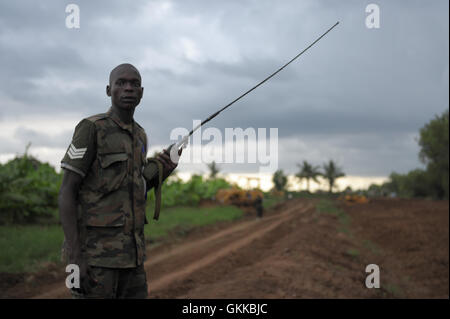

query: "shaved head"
(107, 63), (144, 111)
(109, 63), (141, 85)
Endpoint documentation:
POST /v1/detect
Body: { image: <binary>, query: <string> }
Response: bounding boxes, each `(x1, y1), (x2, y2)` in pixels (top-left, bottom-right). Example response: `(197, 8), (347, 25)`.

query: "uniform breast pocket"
(97, 152), (128, 194)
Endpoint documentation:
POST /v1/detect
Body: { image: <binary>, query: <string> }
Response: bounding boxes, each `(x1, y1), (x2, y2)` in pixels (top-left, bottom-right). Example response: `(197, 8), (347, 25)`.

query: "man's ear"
(106, 85), (111, 97)
(140, 87), (144, 99)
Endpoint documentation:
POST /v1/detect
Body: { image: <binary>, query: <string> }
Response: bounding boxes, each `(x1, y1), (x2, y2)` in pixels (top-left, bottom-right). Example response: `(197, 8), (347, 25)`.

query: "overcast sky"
(0, 0), (448, 178)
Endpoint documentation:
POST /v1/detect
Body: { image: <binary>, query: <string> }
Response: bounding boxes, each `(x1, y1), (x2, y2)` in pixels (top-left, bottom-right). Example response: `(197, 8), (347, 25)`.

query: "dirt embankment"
(343, 198), (449, 298)
(2, 197), (448, 299)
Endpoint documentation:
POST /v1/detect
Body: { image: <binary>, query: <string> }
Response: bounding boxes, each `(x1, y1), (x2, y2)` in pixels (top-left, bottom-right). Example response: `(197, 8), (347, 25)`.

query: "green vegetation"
(272, 169), (288, 191)
(144, 205), (243, 241)
(154, 174), (231, 208)
(0, 205), (243, 273)
(0, 152), (242, 273)
(419, 109), (449, 198)
(315, 200), (384, 255)
(362, 239), (381, 255)
(0, 148), (62, 225)
(0, 224), (64, 273)
(368, 110), (448, 199)
(288, 191), (339, 199)
(0, 151), (232, 226)
(207, 161), (220, 179)
(296, 160), (321, 192)
(315, 199), (352, 235)
(346, 248), (360, 258)
(262, 193), (284, 209)
(322, 160), (345, 194)
(292, 159), (345, 194)
(315, 198), (343, 215)
(383, 283), (403, 297)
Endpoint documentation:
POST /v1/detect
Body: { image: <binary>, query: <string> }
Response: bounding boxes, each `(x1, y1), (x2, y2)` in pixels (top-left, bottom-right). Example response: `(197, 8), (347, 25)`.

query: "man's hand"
(156, 147), (182, 180)
(59, 170), (98, 294)
(69, 253), (97, 294)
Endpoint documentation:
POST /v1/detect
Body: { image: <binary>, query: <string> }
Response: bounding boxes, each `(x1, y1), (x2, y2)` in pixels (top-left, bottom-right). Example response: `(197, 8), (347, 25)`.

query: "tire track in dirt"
(147, 201), (311, 294)
(32, 199), (308, 299)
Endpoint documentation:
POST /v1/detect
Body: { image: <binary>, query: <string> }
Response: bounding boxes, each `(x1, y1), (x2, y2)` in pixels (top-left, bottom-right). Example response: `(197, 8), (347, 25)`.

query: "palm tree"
(322, 160), (345, 193)
(296, 160), (321, 192)
(207, 161), (220, 179)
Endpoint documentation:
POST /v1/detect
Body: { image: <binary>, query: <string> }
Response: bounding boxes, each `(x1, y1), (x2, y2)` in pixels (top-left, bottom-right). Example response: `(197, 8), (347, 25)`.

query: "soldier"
(255, 196), (263, 218)
(58, 63), (180, 298)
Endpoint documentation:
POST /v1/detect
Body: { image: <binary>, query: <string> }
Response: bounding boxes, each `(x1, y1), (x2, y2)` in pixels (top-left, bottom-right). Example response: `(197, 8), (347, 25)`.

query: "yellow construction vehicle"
(216, 188), (263, 205)
(340, 194), (369, 204)
(215, 188), (264, 217)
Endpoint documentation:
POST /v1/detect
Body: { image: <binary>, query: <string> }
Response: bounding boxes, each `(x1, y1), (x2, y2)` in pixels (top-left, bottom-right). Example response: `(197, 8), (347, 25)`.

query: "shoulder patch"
(67, 143), (87, 159)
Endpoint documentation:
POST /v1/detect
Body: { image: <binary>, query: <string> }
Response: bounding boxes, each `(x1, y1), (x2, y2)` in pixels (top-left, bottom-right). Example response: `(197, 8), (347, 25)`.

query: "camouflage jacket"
(61, 107), (158, 268)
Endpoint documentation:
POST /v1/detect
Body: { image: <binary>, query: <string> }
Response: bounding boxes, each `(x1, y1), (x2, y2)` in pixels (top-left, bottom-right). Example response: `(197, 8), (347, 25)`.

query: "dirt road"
(4, 197), (449, 298)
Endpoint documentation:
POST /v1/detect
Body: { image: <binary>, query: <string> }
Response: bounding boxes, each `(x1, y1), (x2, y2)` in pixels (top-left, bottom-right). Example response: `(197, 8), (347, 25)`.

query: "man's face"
(107, 66), (143, 110)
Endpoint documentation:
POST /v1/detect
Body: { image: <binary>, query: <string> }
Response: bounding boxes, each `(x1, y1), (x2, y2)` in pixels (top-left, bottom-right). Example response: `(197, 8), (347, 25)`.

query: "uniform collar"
(107, 107), (134, 134)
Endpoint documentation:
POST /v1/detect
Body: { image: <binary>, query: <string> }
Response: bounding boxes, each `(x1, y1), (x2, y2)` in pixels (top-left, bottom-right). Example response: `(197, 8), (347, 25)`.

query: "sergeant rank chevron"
(67, 143), (87, 159)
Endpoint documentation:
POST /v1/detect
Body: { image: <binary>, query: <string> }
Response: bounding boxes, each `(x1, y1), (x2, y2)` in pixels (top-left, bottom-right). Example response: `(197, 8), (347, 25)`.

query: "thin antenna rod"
(172, 21), (340, 151)
(188, 21), (340, 137)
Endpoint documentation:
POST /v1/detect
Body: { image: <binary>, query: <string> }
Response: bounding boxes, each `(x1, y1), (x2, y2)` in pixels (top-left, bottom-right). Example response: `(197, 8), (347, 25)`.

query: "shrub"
(0, 154), (62, 224)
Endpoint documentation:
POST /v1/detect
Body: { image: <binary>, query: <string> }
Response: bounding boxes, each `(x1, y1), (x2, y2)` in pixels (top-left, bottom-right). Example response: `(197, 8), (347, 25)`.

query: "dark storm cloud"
(0, 0), (448, 176)
(13, 127), (72, 149)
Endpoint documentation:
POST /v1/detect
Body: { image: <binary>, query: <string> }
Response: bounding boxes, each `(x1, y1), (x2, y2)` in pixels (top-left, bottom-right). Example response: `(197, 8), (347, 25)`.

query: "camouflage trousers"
(71, 264), (148, 299)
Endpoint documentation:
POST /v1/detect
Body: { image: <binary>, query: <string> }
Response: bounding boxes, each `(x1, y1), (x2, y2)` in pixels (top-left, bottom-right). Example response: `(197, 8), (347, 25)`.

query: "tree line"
(1, 109), (446, 224)
(272, 159), (345, 194)
(369, 110), (448, 199)
(271, 109), (448, 199)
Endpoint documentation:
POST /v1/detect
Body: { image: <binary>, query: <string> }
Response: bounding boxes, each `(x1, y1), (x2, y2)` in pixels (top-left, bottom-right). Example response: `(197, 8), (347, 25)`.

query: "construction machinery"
(340, 194), (369, 204)
(216, 188), (263, 206)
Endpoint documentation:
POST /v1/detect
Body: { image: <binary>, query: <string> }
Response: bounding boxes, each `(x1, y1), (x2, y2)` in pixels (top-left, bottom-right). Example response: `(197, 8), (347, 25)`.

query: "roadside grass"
(144, 205), (243, 242)
(263, 192), (340, 210)
(0, 205), (244, 274)
(0, 225), (64, 273)
(346, 248), (360, 258)
(290, 191), (340, 200)
(262, 196), (284, 209)
(383, 283), (403, 297)
(362, 239), (382, 255)
(315, 199), (352, 236)
(315, 200), (384, 255)
(316, 199), (401, 297)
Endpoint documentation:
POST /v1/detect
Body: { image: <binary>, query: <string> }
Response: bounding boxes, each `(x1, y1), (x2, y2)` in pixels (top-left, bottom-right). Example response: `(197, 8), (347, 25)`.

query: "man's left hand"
(156, 148), (182, 179)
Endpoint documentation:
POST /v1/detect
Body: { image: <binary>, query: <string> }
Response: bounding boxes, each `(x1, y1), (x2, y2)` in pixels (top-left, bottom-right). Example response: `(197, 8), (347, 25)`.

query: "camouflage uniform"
(61, 107), (160, 298)
(70, 264), (148, 299)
